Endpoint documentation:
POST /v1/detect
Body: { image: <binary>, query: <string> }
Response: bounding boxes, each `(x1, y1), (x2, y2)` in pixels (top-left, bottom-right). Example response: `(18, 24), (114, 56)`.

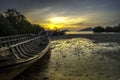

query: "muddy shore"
(14, 33), (120, 80)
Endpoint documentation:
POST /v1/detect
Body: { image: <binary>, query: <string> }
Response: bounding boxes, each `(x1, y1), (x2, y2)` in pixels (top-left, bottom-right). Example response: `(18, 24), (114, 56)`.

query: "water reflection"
(66, 31), (93, 34)
(66, 31), (120, 34)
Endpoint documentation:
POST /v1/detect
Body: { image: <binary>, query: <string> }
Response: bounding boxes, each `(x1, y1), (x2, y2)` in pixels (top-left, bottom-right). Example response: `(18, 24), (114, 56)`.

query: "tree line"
(0, 9), (44, 36)
(93, 24), (120, 32)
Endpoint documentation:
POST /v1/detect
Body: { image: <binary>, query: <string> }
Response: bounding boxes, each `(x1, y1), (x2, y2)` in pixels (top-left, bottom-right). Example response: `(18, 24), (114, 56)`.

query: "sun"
(50, 17), (66, 23)
(47, 24), (63, 30)
(45, 17), (67, 30)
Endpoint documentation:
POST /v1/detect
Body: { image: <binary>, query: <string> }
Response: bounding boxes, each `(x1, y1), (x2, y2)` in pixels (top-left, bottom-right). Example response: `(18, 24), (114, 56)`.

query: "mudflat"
(15, 33), (120, 80)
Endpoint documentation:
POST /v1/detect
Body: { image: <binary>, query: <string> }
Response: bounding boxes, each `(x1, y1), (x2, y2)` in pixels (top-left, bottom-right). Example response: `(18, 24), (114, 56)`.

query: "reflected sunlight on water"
(66, 31), (93, 34)
(66, 31), (120, 35)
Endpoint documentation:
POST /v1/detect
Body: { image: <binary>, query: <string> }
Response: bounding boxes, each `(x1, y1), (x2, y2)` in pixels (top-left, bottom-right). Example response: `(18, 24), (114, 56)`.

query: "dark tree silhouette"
(32, 24), (44, 34)
(93, 24), (120, 33)
(0, 9), (45, 36)
(104, 26), (113, 32)
(113, 24), (120, 32)
(16, 20), (32, 34)
(93, 26), (104, 32)
(0, 13), (16, 36)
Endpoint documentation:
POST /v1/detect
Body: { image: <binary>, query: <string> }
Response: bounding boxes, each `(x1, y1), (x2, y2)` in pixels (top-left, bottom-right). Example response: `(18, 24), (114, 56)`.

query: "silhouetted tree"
(16, 20), (33, 34)
(113, 24), (120, 32)
(0, 13), (16, 36)
(32, 24), (44, 34)
(104, 26), (113, 32)
(0, 9), (45, 36)
(93, 26), (104, 32)
(5, 9), (27, 33)
(5, 9), (26, 25)
(93, 24), (120, 33)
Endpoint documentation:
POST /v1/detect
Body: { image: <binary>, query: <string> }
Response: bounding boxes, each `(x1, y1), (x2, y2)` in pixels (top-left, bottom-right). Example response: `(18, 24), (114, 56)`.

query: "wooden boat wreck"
(0, 34), (50, 80)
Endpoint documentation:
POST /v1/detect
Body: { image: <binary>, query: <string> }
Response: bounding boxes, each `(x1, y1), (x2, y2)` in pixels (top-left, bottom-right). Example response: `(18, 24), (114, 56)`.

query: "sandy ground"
(14, 34), (120, 80)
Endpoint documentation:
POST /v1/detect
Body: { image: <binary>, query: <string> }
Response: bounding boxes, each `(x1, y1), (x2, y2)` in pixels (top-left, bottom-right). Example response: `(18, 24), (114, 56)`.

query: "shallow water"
(15, 38), (120, 80)
(66, 31), (120, 34)
(66, 31), (94, 34)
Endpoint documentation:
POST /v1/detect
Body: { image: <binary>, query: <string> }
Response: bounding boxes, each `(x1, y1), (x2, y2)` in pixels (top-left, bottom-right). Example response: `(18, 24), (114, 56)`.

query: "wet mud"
(15, 35), (120, 80)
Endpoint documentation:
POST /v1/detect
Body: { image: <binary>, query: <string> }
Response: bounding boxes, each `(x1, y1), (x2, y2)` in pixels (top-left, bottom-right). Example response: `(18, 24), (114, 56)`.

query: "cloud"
(73, 22), (84, 25)
(0, 0), (120, 29)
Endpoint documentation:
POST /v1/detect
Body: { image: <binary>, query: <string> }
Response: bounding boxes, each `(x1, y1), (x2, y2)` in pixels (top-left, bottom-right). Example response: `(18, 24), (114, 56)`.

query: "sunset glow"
(41, 16), (87, 30)
(4, 0), (119, 30)
(0, 1), (120, 80)
(42, 24), (64, 31)
(39, 17), (66, 30)
(50, 17), (66, 23)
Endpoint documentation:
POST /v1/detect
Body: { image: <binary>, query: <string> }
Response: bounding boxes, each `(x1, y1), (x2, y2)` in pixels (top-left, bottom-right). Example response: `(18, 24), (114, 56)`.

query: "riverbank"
(50, 33), (120, 43)
(14, 33), (120, 80)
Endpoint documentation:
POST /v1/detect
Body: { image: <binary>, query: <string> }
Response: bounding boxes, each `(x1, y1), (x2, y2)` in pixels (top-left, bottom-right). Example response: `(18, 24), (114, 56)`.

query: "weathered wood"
(0, 34), (50, 80)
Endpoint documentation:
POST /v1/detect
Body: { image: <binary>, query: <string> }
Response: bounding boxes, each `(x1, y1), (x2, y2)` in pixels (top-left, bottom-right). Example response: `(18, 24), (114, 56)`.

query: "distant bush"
(93, 24), (120, 33)
(93, 26), (104, 32)
(113, 24), (120, 32)
(0, 9), (44, 36)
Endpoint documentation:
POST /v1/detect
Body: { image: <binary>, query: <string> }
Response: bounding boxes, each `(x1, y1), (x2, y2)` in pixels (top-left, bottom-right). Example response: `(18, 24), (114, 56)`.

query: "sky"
(0, 0), (120, 30)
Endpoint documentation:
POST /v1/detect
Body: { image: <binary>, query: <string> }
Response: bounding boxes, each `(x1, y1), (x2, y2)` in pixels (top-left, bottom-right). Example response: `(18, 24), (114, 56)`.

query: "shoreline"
(50, 33), (120, 43)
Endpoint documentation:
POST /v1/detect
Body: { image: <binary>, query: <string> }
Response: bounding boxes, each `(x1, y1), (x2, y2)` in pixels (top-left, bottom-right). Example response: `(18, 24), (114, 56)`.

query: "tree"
(104, 26), (113, 32)
(113, 24), (120, 32)
(5, 9), (27, 33)
(5, 9), (26, 25)
(16, 20), (32, 34)
(32, 24), (44, 34)
(93, 26), (104, 32)
(0, 13), (16, 36)
(0, 9), (45, 36)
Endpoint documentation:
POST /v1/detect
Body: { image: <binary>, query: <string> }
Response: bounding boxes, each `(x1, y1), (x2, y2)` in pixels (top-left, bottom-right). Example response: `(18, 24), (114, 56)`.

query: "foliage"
(93, 24), (120, 33)
(104, 26), (113, 32)
(0, 13), (16, 36)
(113, 24), (120, 32)
(0, 9), (44, 36)
(93, 26), (104, 32)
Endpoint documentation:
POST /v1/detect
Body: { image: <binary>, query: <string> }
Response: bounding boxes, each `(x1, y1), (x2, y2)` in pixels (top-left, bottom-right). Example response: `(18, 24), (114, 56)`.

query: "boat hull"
(0, 39), (50, 80)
